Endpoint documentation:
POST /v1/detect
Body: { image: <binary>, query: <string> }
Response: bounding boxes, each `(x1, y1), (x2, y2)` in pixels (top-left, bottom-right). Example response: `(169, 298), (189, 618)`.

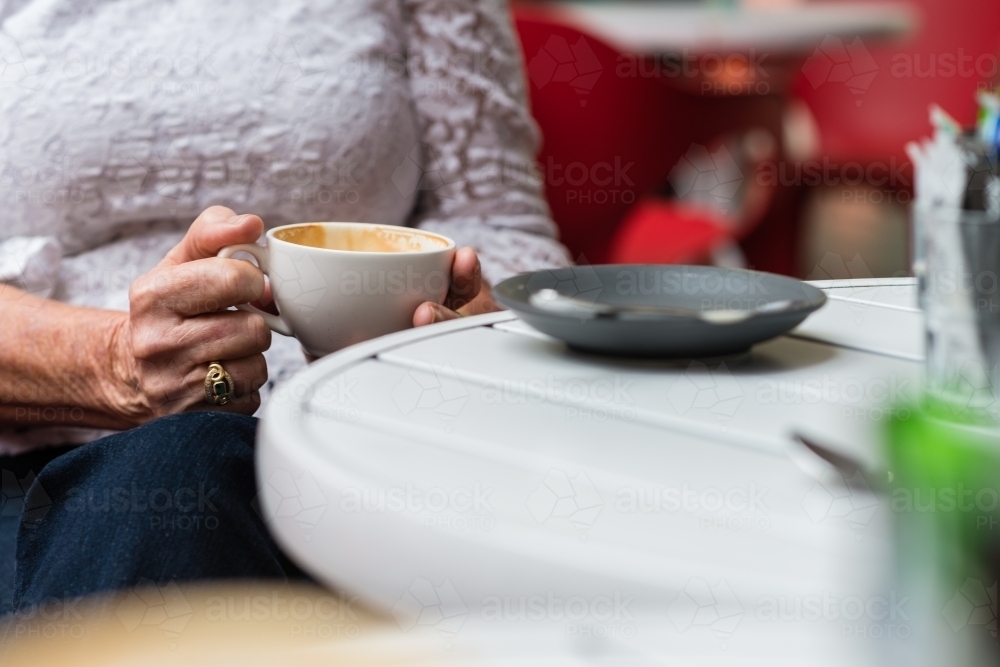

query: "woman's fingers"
(161, 206), (264, 267)
(132, 259), (265, 317)
(123, 207), (275, 422)
(443, 247), (481, 311)
(179, 311), (272, 364)
(197, 355), (265, 415)
(413, 301), (462, 326)
(130, 310), (270, 364)
(134, 350), (267, 412)
(413, 248), (501, 327)
(205, 390), (261, 416)
(150, 354), (264, 414)
(457, 286), (502, 317)
(213, 353), (269, 398)
(249, 279), (279, 316)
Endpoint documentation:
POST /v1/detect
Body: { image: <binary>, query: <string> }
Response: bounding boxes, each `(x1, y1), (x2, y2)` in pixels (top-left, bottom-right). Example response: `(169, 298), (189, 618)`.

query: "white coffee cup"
(219, 222), (456, 357)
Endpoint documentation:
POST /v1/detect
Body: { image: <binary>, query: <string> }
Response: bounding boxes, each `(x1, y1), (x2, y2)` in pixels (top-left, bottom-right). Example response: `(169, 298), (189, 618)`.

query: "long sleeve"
(0, 236), (62, 298)
(400, 0), (571, 285)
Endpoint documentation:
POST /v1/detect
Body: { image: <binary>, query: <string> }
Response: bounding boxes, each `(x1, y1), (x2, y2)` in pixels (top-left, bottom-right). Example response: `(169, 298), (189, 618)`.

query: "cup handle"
(217, 244), (295, 337)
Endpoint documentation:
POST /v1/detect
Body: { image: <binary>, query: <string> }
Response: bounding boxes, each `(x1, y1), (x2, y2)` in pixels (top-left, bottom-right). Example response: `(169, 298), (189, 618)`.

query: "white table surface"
(548, 1), (916, 54)
(256, 278), (921, 664)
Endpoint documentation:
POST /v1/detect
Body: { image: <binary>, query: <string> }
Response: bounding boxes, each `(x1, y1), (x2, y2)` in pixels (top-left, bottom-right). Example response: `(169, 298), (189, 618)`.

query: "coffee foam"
(275, 224), (447, 252)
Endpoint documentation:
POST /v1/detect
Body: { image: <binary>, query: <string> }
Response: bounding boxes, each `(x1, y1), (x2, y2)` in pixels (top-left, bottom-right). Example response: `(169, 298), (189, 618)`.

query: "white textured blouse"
(0, 0), (570, 452)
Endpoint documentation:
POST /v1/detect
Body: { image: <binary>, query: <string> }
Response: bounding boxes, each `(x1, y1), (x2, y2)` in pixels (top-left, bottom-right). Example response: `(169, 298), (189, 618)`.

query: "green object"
(889, 405), (1000, 580)
(887, 400), (1000, 663)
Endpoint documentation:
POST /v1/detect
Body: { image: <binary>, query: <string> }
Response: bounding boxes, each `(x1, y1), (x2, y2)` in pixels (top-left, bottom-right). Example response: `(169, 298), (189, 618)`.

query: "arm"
(402, 0), (572, 288)
(0, 207), (270, 433)
(0, 285), (132, 430)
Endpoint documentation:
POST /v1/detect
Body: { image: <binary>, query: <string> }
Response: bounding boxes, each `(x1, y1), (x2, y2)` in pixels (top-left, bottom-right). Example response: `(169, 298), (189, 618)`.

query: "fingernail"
(227, 214), (248, 225)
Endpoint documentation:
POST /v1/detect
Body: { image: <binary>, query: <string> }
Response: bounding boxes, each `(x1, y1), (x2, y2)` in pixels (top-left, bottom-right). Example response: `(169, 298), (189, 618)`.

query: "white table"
(257, 278), (920, 664)
(548, 1), (916, 55)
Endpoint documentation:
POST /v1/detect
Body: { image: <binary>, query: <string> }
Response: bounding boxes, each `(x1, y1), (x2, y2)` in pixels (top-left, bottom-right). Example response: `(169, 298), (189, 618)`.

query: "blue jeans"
(0, 412), (304, 615)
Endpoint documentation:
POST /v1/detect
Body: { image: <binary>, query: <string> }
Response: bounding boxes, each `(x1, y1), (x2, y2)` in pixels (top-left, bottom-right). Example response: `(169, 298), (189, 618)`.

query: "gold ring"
(205, 362), (235, 405)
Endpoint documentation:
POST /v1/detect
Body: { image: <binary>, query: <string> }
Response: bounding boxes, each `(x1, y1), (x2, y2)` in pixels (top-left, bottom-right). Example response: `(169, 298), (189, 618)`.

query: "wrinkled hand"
(412, 247), (501, 326)
(110, 206), (270, 424)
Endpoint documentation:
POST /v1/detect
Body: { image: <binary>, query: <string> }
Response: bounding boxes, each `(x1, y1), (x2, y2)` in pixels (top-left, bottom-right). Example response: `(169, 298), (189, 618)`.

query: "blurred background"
(3, 1), (999, 664)
(510, 0), (999, 279)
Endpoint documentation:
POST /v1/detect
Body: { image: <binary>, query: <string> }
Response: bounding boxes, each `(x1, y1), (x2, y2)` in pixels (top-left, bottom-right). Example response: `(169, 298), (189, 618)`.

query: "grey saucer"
(494, 265), (827, 358)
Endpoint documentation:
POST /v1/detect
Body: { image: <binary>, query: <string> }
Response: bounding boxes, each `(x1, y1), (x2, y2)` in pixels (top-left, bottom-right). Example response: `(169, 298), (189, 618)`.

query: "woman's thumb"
(161, 206), (264, 266)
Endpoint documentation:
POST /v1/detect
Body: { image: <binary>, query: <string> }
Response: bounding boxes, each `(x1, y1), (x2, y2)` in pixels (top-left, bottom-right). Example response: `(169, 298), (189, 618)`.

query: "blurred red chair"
(608, 200), (733, 264)
(513, 6), (771, 265)
(793, 0), (1000, 184)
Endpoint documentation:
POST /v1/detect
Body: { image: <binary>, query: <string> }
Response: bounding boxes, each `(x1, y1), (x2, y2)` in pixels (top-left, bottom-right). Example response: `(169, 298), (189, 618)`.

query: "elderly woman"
(0, 0), (569, 612)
